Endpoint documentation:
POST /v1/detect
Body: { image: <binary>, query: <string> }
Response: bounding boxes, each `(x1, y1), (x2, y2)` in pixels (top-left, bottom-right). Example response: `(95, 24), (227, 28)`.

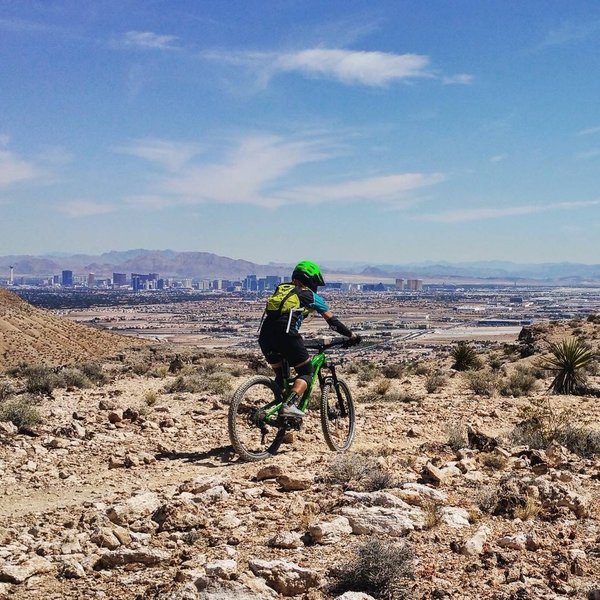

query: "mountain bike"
(228, 338), (357, 461)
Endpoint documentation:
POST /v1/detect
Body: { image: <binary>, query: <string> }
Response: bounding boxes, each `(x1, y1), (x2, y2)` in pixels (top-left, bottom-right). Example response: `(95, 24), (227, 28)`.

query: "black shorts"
(258, 322), (309, 367)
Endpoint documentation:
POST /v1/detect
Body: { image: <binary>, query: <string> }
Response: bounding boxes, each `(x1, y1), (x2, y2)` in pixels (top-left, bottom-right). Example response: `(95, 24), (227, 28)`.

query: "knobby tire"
(320, 377), (355, 452)
(228, 375), (286, 462)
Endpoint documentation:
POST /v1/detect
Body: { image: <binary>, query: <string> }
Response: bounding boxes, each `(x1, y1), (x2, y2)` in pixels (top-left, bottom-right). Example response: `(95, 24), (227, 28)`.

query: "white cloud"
(120, 133), (443, 209)
(274, 49), (433, 86)
(0, 150), (42, 187)
(57, 200), (115, 217)
(490, 154), (507, 163)
(279, 172), (444, 205)
(116, 139), (201, 172)
(202, 47), (469, 88)
(442, 73), (474, 85)
(0, 135), (9, 147)
(577, 126), (600, 136)
(119, 31), (179, 50)
(419, 199), (600, 223)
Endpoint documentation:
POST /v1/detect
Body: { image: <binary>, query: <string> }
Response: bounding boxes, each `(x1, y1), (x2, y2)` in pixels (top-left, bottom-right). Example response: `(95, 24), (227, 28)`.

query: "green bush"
(499, 365), (537, 397)
(542, 338), (593, 395)
(56, 368), (92, 389)
(464, 370), (497, 397)
(79, 362), (108, 385)
(0, 395), (42, 429)
(330, 538), (412, 599)
(25, 366), (56, 396)
(424, 371), (447, 394)
(451, 342), (480, 371)
(165, 375), (204, 393)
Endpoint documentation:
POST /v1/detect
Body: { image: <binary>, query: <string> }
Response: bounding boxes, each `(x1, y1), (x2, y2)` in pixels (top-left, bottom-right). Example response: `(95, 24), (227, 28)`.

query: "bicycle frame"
(261, 350), (331, 424)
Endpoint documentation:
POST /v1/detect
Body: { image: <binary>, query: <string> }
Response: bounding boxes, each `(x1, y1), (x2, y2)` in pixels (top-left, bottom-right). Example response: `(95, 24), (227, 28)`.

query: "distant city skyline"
(1, 1), (600, 263)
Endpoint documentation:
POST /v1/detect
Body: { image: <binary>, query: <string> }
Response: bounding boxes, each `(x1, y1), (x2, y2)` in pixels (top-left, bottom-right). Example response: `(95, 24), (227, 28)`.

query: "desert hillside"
(0, 289), (145, 370)
(0, 319), (599, 599)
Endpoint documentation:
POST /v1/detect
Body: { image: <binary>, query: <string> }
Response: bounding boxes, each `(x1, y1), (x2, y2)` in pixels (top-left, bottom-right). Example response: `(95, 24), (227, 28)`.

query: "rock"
(93, 548), (170, 570)
(588, 589), (600, 600)
(268, 531), (303, 549)
(466, 425), (498, 452)
(180, 475), (228, 494)
(205, 559), (237, 579)
(421, 462), (447, 485)
(255, 465), (284, 481)
(345, 490), (415, 509)
(152, 500), (206, 532)
(249, 558), (321, 596)
(0, 422), (18, 435)
(497, 533), (527, 551)
(341, 506), (417, 536)
(107, 491), (161, 525)
(336, 593), (377, 600)
(277, 474), (313, 491)
(199, 486), (229, 505)
(438, 507), (470, 528)
(0, 556), (53, 584)
(58, 558), (86, 579)
(459, 525), (490, 556)
(308, 516), (352, 545)
(90, 527), (121, 550)
(108, 410), (123, 424)
(399, 483), (448, 504)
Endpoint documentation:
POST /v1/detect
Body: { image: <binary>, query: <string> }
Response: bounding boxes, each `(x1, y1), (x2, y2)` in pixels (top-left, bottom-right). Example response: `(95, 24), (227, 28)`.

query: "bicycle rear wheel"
(320, 377), (355, 452)
(228, 376), (286, 461)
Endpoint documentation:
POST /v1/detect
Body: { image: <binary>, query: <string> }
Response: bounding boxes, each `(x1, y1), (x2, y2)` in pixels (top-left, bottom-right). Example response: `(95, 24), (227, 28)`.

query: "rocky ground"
(1, 321), (600, 599)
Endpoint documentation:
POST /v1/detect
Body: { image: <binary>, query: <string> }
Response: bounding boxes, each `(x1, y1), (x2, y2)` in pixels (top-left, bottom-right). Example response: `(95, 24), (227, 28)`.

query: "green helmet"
(292, 260), (325, 292)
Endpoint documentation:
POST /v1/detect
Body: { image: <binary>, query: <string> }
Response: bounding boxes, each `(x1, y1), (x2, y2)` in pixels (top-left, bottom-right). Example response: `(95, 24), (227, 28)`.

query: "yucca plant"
(542, 338), (594, 395)
(451, 342), (480, 371)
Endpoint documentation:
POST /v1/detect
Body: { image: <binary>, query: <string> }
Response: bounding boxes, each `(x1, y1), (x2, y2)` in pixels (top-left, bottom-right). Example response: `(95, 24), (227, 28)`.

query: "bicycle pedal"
(284, 417), (303, 431)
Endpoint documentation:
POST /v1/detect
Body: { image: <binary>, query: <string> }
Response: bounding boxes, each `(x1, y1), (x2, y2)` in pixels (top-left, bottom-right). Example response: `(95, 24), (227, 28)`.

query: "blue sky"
(1, 0), (600, 264)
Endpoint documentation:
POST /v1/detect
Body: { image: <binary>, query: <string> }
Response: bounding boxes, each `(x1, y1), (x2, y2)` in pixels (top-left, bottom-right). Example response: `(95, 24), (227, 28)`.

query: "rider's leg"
(280, 359), (313, 418)
(268, 361), (284, 390)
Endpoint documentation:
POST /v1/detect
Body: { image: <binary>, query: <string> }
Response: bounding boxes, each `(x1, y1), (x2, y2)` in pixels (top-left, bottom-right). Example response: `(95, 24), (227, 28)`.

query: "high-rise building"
(406, 279), (423, 291)
(265, 275), (282, 290)
(113, 272), (127, 286)
(395, 278), (404, 291)
(244, 274), (258, 291)
(87, 273), (95, 288)
(62, 270), (73, 286)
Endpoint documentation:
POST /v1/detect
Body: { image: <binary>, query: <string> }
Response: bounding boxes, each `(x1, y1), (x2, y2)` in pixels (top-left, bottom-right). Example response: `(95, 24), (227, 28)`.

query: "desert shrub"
(358, 363), (379, 382)
(131, 361), (151, 376)
(200, 358), (220, 374)
(446, 422), (467, 452)
(229, 365), (246, 377)
(0, 395), (42, 429)
(325, 453), (395, 491)
(451, 342), (480, 371)
(554, 426), (600, 458)
(144, 390), (159, 406)
(414, 362), (429, 376)
(488, 354), (504, 371)
(148, 365), (169, 378)
(165, 375), (204, 394)
(203, 372), (233, 395)
(481, 452), (508, 470)
(475, 486), (498, 513)
(424, 371), (446, 394)
(499, 365), (537, 397)
(464, 370), (497, 397)
(345, 362), (360, 374)
(373, 378), (392, 396)
(359, 389), (422, 404)
(247, 356), (272, 376)
(0, 382), (15, 401)
(25, 366), (56, 396)
(381, 363), (404, 379)
(330, 538), (412, 600)
(79, 362), (108, 385)
(541, 338), (593, 395)
(56, 368), (92, 389)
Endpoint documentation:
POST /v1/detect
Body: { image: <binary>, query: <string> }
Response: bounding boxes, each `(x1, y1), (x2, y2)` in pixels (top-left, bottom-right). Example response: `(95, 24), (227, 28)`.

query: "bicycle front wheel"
(228, 376), (286, 462)
(320, 377), (355, 452)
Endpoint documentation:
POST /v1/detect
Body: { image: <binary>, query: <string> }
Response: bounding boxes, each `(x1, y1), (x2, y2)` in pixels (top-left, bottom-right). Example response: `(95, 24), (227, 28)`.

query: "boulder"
(340, 506), (416, 537)
(0, 556), (53, 584)
(249, 558), (321, 596)
(308, 516), (352, 545)
(268, 531), (303, 549)
(93, 548), (170, 570)
(107, 491), (161, 526)
(277, 474), (313, 492)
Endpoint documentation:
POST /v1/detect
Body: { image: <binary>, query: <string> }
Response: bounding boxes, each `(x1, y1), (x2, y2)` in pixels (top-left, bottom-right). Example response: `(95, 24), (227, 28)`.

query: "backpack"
(265, 283), (301, 315)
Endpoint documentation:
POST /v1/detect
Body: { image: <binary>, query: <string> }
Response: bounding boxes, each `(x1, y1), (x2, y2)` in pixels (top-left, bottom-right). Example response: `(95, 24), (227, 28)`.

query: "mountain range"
(2, 250), (600, 284)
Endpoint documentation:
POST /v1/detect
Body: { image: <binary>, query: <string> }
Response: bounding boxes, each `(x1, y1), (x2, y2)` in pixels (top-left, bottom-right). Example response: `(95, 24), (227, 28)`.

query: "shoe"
(280, 403), (305, 418)
(280, 393), (305, 418)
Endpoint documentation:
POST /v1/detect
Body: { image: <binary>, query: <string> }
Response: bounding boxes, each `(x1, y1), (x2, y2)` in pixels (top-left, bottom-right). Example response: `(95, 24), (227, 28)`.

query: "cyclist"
(258, 260), (360, 418)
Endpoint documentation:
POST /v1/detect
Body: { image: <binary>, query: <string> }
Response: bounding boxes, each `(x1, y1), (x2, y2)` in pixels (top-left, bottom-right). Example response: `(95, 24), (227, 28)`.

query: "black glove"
(343, 334), (361, 348)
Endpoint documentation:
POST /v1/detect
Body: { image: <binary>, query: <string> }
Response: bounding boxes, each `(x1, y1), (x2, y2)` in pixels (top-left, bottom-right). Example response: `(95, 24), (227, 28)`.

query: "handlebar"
(304, 337), (360, 351)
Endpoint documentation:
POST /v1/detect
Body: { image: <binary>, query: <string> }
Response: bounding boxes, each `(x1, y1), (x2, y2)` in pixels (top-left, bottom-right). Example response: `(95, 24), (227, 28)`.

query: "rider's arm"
(322, 310), (354, 338)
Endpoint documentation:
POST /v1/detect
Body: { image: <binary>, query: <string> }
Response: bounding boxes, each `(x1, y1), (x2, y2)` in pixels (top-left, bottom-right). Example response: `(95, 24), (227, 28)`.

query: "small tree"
(542, 338), (593, 394)
(451, 342), (480, 371)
